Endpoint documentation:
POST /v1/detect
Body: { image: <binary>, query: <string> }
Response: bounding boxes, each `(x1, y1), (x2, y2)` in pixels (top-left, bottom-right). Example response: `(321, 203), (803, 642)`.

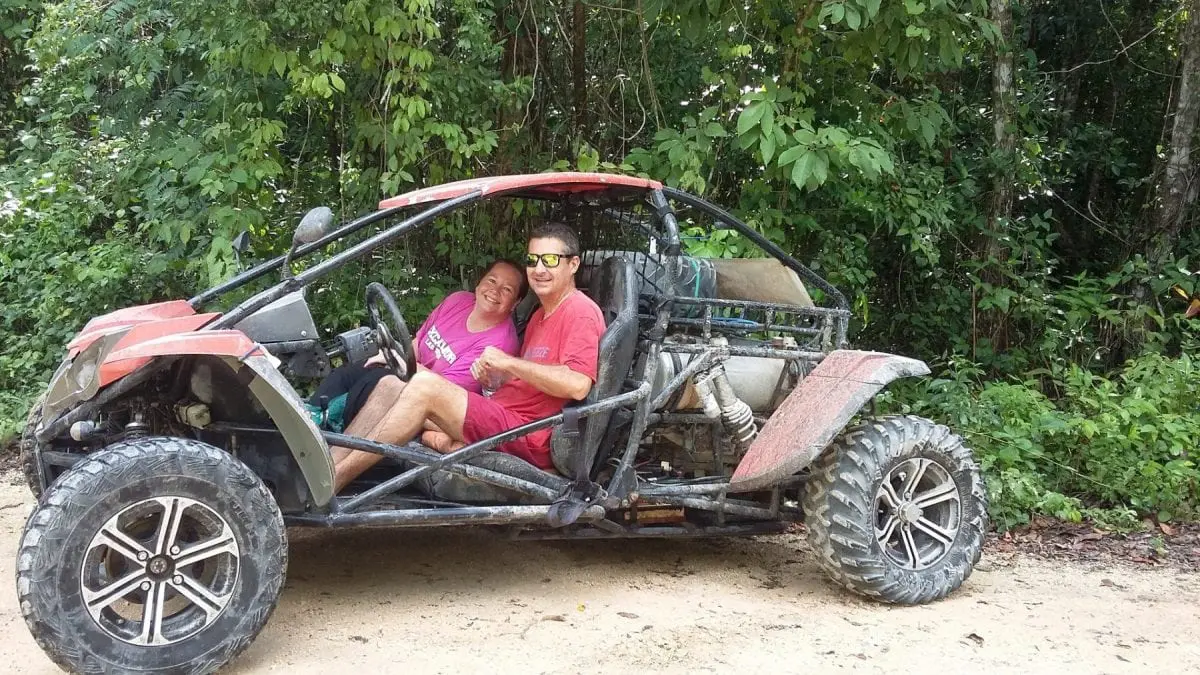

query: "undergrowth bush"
(882, 352), (1200, 530)
(0, 161), (192, 439)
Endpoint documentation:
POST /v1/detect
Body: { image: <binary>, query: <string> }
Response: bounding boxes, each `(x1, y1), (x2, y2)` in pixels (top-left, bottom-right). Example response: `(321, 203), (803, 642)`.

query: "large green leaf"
(737, 102), (768, 136)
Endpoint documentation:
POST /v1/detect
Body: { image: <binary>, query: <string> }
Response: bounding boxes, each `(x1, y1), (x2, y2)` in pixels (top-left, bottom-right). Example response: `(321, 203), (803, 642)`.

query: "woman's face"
(474, 262), (523, 318)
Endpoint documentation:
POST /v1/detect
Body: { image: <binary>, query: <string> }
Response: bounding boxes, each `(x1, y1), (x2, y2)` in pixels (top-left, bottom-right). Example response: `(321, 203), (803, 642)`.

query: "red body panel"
(103, 331), (263, 367)
(378, 172), (662, 209)
(730, 350), (929, 492)
(68, 300), (198, 355)
(96, 313), (222, 386)
(62, 300), (254, 388)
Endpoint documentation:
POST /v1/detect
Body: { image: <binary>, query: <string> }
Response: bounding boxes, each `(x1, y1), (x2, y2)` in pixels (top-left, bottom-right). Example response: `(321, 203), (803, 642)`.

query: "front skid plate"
(729, 350), (929, 492)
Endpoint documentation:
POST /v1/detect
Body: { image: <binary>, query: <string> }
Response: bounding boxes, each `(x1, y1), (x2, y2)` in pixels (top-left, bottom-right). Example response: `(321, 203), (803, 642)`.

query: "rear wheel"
(16, 436), (287, 673)
(801, 415), (986, 604)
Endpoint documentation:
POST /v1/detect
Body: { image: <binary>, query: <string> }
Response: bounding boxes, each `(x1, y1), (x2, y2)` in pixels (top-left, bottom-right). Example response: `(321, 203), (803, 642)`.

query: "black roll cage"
(139, 183), (848, 534)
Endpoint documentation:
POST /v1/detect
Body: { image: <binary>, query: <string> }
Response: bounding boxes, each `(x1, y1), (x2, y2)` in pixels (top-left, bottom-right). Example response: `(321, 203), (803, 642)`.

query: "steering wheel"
(365, 282), (417, 379)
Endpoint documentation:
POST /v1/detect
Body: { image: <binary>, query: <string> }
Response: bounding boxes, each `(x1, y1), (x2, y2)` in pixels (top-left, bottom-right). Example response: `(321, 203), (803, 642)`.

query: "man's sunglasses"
(525, 252), (577, 268)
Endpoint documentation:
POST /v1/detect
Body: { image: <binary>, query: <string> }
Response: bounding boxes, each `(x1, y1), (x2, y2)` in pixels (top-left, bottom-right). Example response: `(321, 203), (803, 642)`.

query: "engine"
(635, 334), (805, 480)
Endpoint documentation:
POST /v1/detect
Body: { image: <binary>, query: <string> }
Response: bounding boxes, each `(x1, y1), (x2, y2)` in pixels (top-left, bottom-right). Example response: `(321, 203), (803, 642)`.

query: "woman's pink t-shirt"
(415, 291), (519, 392)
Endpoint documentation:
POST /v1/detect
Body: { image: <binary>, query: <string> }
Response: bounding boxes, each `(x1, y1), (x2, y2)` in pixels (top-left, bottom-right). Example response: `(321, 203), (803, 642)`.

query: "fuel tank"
(645, 337), (790, 412)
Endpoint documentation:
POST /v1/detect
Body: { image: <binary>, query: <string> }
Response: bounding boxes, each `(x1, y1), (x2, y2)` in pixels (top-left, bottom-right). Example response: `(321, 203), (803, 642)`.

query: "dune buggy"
(16, 172), (986, 673)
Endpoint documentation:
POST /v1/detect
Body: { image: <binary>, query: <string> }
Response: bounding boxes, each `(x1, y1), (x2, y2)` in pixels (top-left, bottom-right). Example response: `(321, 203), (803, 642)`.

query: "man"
(331, 222), (605, 491)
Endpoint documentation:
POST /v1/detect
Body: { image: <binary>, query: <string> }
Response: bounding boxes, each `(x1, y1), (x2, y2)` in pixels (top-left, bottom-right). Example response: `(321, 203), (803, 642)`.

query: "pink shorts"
(462, 392), (554, 470)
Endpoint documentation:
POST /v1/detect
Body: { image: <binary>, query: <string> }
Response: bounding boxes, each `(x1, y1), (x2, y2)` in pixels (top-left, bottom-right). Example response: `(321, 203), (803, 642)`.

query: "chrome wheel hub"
(80, 496), (240, 646)
(898, 502), (923, 525)
(874, 458), (962, 570)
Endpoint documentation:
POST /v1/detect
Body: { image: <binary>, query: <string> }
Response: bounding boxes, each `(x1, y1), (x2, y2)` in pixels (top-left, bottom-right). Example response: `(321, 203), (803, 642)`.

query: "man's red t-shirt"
(487, 290), (605, 462)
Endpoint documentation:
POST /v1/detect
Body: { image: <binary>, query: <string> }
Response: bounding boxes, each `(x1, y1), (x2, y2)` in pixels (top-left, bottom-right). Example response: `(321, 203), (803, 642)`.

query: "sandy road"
(0, 471), (1197, 674)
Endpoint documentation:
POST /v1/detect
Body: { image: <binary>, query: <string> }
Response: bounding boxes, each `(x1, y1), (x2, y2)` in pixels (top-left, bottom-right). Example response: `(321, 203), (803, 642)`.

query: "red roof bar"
(378, 172), (662, 209)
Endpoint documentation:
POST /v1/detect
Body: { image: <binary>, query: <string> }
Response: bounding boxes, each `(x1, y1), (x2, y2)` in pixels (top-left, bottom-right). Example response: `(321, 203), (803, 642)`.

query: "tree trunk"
(1149, 0), (1200, 262)
(989, 0), (1016, 228)
(572, 0), (587, 135)
(975, 0), (1017, 357)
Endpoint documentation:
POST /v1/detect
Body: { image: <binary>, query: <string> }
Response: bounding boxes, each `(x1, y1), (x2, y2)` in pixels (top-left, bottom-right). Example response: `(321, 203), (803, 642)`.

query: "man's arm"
(472, 347), (592, 400)
(503, 355), (592, 400)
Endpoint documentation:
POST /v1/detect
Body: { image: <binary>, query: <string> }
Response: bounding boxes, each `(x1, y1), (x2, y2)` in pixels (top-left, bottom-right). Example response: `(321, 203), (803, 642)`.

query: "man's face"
(525, 236), (579, 301)
(474, 262), (523, 317)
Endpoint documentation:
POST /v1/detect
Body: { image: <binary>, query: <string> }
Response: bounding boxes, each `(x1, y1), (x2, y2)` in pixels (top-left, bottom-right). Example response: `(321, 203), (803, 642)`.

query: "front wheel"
(16, 437), (287, 673)
(801, 415), (987, 604)
(18, 392), (46, 499)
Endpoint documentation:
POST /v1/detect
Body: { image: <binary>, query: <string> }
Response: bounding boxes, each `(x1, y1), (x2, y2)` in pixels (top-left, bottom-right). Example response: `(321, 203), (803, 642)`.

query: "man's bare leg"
(328, 374), (406, 463)
(333, 371), (470, 492)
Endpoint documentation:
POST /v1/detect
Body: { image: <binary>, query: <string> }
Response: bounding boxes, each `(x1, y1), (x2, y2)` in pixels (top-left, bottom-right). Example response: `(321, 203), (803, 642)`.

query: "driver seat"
(549, 254), (639, 479)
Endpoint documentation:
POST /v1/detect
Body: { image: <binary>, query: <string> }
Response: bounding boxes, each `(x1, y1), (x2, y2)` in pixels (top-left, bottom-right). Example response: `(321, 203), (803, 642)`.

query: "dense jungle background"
(4, 0), (1200, 529)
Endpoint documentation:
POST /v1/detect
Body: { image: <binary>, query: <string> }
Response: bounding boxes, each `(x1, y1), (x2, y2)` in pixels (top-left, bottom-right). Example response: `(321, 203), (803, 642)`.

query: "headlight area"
(41, 331), (130, 425)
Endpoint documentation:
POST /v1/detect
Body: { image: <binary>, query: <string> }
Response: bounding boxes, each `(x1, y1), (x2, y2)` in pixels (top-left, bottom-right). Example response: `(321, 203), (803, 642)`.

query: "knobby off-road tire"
(16, 437), (288, 674)
(801, 415), (987, 605)
(18, 393), (46, 500)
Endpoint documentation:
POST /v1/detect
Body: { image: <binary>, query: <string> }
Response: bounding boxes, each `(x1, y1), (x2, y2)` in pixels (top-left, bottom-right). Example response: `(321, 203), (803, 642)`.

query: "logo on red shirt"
(525, 345), (551, 360)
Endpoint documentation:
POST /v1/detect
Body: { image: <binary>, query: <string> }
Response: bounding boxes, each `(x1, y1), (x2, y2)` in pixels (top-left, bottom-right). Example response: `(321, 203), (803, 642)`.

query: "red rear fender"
(730, 350), (930, 492)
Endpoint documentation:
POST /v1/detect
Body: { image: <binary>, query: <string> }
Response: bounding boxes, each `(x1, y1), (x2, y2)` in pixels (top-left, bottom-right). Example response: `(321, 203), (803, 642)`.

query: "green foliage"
(1053, 354), (1200, 522)
(4, 0), (1200, 530)
(0, 0), (525, 422)
(883, 351), (1200, 530)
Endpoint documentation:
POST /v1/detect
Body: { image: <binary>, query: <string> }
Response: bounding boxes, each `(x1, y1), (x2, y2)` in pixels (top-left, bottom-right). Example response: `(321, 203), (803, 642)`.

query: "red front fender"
(729, 350), (930, 492)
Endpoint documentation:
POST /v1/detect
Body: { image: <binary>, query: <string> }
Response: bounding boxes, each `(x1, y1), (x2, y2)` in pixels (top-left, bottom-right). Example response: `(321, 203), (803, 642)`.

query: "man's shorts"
(462, 392), (554, 471)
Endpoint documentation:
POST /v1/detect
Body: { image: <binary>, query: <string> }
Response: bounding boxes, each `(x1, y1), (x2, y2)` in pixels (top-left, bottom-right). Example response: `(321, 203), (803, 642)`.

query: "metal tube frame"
(189, 205), (410, 308)
(606, 302), (672, 498)
(39, 184), (817, 534)
(209, 192), (482, 330)
(326, 385), (649, 515)
(287, 504), (606, 528)
(661, 186), (849, 347)
(647, 350), (713, 410)
(322, 433), (564, 503)
(660, 342), (829, 362)
(640, 495), (792, 520)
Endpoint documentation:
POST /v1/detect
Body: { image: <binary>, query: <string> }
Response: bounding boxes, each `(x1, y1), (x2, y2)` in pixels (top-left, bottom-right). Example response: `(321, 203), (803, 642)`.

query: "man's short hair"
(481, 258), (529, 298)
(529, 221), (580, 256)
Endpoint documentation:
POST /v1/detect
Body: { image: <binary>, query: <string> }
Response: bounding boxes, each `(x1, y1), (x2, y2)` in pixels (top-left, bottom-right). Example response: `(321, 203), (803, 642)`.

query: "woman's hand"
(367, 338), (419, 371)
(366, 348), (406, 372)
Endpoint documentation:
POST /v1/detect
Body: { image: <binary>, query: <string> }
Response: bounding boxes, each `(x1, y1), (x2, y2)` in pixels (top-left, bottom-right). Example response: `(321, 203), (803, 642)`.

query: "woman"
(308, 259), (526, 432)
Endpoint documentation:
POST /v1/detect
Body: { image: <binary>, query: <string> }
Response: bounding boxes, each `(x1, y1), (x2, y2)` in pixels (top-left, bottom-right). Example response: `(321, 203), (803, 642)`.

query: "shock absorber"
(123, 402), (152, 438)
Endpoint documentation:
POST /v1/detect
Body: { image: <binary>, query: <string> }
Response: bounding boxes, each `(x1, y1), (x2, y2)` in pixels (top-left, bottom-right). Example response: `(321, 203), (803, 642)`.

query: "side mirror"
(294, 207), (333, 246)
(283, 207), (333, 280)
(232, 230), (251, 253)
(231, 230), (252, 273)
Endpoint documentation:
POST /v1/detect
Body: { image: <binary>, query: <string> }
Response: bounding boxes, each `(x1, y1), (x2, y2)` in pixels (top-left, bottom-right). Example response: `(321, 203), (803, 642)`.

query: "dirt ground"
(1, 471), (1198, 674)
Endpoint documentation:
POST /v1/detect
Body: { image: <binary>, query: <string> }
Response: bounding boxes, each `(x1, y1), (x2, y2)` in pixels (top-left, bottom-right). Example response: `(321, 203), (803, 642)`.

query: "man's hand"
(471, 346), (514, 388)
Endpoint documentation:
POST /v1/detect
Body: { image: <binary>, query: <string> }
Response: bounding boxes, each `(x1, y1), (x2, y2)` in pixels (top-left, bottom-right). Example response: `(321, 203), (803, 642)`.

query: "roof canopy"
(378, 172), (662, 209)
